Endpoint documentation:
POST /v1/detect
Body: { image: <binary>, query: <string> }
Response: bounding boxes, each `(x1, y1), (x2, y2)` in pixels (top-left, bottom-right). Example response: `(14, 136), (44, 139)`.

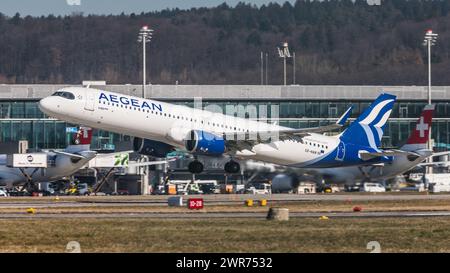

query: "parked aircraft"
(0, 127), (96, 189)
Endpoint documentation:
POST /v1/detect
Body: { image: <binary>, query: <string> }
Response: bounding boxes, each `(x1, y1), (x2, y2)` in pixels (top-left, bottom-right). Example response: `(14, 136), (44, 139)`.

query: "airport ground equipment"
(168, 196), (183, 207)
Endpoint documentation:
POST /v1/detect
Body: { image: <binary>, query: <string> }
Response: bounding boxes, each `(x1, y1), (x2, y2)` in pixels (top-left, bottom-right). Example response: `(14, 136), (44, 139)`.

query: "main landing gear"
(224, 160), (240, 174)
(187, 159), (241, 174)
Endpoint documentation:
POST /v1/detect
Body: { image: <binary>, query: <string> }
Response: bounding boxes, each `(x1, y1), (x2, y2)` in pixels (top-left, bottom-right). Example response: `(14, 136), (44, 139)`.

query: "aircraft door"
(84, 90), (95, 111)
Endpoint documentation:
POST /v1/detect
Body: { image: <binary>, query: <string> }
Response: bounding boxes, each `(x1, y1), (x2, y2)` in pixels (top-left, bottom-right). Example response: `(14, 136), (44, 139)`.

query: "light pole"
(277, 42), (292, 86)
(293, 51), (296, 85)
(138, 25), (154, 98)
(423, 29), (438, 176)
(137, 25), (153, 196)
(265, 53), (268, 85)
(423, 29), (438, 105)
(260, 51), (264, 85)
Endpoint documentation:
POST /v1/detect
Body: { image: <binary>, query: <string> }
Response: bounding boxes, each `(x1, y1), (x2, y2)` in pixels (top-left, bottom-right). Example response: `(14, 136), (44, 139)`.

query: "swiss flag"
(406, 105), (434, 144)
(73, 127), (93, 145)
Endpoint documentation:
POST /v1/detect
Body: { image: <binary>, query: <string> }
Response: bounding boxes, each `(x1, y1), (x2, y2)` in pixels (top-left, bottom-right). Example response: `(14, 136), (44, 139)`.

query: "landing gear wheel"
(224, 160), (240, 174)
(188, 160), (204, 174)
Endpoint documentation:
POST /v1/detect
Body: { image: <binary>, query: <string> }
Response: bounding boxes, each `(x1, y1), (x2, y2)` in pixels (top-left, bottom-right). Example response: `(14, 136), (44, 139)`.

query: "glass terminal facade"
(0, 100), (449, 150)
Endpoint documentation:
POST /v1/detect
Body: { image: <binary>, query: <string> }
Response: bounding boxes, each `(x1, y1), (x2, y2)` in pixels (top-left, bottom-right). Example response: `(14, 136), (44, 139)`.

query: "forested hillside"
(1, 0), (450, 85)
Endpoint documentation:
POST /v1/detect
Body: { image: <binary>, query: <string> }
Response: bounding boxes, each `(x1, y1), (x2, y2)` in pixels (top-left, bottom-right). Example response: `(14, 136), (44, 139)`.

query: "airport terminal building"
(1, 84), (450, 152)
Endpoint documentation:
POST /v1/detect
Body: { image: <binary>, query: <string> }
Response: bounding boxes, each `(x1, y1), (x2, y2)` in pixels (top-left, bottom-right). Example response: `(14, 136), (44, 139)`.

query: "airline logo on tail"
(340, 93), (396, 149)
(402, 104), (434, 151)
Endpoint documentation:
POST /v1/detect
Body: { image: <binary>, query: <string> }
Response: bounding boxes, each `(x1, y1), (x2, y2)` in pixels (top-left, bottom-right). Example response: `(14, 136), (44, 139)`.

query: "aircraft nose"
(38, 97), (56, 115)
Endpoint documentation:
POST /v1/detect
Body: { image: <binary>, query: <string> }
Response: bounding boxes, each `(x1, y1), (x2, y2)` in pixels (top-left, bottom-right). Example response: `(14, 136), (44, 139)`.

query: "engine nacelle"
(133, 138), (174, 158)
(271, 174), (300, 193)
(185, 130), (226, 155)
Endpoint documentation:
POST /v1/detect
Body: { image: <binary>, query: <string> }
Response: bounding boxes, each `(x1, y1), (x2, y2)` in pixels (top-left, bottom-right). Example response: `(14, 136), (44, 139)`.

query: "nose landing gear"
(188, 160), (204, 174)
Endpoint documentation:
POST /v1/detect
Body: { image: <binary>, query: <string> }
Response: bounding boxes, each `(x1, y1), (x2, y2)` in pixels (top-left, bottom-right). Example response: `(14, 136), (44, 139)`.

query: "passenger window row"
(100, 100), (250, 132)
(305, 141), (328, 149)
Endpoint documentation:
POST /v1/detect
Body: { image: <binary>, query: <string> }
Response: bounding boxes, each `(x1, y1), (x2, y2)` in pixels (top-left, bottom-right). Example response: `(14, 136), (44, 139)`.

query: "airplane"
(313, 104), (436, 184)
(0, 127), (96, 189)
(0, 126), (174, 191)
(267, 104), (448, 191)
(38, 87), (398, 174)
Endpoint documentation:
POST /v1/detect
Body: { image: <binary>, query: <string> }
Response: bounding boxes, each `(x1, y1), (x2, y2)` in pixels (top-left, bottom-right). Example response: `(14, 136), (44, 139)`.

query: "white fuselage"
(39, 87), (341, 167)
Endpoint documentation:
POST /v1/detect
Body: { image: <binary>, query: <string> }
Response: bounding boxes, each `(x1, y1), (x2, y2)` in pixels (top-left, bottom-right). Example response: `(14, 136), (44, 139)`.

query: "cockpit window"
(52, 91), (75, 100)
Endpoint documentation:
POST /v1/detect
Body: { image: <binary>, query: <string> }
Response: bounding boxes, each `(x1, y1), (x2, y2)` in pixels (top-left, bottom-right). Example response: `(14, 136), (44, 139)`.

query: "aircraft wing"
(278, 105), (353, 136)
(51, 150), (88, 160)
(224, 106), (352, 151)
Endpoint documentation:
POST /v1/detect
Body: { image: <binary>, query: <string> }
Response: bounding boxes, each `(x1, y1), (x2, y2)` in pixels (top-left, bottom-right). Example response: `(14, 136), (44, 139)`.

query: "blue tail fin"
(340, 93), (396, 148)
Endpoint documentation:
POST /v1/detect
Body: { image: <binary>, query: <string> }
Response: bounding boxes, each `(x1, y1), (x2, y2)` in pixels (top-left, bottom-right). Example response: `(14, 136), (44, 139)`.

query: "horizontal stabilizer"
(418, 161), (450, 167)
(359, 149), (418, 161)
(431, 151), (450, 158)
(417, 151), (450, 166)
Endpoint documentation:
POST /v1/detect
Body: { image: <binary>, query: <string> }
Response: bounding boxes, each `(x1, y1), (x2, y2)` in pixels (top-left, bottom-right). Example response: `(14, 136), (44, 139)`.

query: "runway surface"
(0, 193), (450, 208)
(1, 210), (450, 219)
(0, 193), (449, 219)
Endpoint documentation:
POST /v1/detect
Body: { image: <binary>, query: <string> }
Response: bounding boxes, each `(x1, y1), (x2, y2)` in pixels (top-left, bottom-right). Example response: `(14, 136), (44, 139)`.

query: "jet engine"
(271, 174), (300, 193)
(133, 138), (174, 157)
(185, 130), (226, 155)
